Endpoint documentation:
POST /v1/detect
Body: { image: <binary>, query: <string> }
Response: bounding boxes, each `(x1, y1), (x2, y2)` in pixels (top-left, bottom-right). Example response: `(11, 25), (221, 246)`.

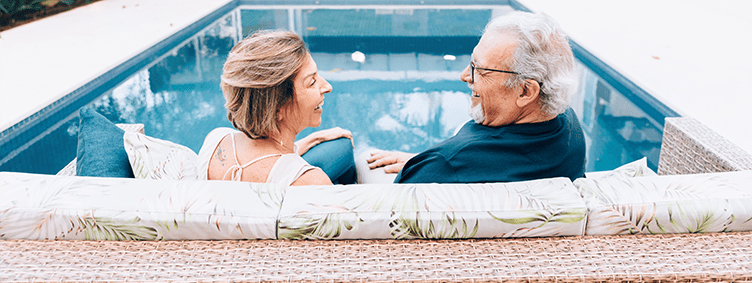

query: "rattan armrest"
(56, 123), (145, 176)
(658, 117), (752, 175)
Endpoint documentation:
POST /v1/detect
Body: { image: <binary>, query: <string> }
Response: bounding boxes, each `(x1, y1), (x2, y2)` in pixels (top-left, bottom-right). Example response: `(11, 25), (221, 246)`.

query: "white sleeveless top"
(197, 128), (316, 186)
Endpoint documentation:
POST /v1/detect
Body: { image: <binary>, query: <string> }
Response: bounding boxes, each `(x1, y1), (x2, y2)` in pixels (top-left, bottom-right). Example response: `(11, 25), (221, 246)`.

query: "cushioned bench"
(2, 117), (752, 281)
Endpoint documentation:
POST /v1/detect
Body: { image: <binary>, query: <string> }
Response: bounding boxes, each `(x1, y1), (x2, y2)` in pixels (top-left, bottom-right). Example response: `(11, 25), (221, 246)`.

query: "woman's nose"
(321, 78), (333, 94)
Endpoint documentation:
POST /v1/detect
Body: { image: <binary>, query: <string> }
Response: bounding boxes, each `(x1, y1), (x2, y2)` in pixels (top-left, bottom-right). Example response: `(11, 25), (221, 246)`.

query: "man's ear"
(516, 79), (541, 107)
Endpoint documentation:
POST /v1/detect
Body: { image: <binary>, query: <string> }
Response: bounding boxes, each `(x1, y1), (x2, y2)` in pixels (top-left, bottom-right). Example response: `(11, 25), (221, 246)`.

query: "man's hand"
(366, 150), (417, 174)
(296, 127), (353, 155)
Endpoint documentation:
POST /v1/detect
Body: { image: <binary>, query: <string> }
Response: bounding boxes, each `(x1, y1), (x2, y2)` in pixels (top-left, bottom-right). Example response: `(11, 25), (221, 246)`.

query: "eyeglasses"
(470, 62), (518, 83)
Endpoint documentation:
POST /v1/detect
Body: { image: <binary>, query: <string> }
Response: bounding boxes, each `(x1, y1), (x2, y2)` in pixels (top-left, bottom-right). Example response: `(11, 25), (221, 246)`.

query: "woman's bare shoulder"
(208, 137), (280, 182)
(290, 168), (333, 186)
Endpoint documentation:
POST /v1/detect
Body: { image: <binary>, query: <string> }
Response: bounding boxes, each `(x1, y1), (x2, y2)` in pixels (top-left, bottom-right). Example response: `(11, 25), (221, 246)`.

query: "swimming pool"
(0, 1), (677, 174)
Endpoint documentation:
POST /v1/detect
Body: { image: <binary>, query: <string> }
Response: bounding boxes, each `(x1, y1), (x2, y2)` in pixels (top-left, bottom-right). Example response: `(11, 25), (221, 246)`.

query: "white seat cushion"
(278, 178), (587, 240)
(575, 170), (752, 235)
(0, 172), (283, 240)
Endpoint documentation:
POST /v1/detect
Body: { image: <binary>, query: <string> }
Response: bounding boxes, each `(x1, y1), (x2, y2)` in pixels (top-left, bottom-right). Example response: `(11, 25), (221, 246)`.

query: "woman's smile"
(314, 100), (324, 112)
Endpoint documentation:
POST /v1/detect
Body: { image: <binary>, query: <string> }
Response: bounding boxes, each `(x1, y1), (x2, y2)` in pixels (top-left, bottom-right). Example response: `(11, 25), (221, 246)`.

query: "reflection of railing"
(147, 11), (240, 87)
(599, 115), (663, 169)
(573, 65), (666, 171)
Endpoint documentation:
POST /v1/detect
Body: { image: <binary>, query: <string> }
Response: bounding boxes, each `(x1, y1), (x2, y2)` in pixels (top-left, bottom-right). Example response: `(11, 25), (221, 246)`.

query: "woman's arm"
(295, 127), (353, 156)
(290, 167), (333, 186)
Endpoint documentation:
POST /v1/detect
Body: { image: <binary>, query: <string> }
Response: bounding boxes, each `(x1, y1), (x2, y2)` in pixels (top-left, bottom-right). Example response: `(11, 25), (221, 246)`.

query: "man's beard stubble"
(468, 83), (485, 124)
(469, 103), (485, 124)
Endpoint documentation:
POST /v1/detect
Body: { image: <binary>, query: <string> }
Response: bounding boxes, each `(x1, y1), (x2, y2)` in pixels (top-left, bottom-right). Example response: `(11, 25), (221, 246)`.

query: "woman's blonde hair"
(220, 30), (308, 139)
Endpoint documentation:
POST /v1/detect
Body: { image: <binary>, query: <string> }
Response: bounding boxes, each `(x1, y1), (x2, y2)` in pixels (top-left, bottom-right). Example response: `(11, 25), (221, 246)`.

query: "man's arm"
(395, 152), (458, 183)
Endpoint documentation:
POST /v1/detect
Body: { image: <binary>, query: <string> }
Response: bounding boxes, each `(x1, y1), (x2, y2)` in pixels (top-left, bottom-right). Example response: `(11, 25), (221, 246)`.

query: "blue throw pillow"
(76, 107), (134, 177)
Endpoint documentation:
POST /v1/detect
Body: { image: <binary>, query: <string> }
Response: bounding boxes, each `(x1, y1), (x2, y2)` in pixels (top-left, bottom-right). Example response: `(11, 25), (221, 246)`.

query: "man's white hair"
(484, 11), (578, 116)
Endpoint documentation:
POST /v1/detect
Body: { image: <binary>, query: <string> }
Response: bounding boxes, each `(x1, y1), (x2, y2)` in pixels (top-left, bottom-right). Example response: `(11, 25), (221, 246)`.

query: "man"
(363, 11), (586, 183)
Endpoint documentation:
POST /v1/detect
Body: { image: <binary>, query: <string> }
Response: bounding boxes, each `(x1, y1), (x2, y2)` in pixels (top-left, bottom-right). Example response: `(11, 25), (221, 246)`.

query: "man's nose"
(460, 64), (472, 83)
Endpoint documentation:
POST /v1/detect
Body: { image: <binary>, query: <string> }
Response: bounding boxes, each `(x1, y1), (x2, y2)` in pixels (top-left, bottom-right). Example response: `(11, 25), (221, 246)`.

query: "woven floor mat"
(2, 232), (752, 282)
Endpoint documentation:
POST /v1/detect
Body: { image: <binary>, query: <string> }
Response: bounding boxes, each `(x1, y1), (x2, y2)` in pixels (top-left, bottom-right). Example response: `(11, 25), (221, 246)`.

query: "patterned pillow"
(124, 132), (198, 180)
(584, 157), (657, 179)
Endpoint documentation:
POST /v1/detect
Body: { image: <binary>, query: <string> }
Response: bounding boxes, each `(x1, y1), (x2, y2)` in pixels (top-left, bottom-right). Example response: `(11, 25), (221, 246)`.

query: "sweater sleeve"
(394, 152), (458, 183)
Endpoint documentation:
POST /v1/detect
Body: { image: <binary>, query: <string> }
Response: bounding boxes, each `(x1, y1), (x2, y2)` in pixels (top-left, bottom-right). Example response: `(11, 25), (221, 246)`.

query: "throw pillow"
(584, 157), (657, 179)
(124, 132), (198, 180)
(76, 107), (134, 178)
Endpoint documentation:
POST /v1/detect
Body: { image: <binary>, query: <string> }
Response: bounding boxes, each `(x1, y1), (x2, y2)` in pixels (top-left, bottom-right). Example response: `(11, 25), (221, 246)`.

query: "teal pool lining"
(0, 0), (677, 172)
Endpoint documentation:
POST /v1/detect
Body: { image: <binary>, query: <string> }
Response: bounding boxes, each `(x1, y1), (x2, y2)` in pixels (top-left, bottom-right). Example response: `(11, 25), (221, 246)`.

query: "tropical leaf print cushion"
(124, 132), (198, 180)
(574, 170), (752, 235)
(0, 172), (283, 240)
(278, 178), (587, 240)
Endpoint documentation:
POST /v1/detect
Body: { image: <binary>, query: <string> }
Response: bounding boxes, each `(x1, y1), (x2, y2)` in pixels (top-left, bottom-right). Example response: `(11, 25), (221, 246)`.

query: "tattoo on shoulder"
(216, 146), (227, 164)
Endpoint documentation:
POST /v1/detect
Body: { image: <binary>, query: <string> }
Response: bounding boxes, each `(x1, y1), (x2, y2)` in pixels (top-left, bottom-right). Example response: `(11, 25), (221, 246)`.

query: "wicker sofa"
(2, 117), (752, 281)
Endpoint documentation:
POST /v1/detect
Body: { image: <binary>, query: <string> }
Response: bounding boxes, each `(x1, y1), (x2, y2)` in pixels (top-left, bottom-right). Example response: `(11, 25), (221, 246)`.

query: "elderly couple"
(196, 11), (586, 186)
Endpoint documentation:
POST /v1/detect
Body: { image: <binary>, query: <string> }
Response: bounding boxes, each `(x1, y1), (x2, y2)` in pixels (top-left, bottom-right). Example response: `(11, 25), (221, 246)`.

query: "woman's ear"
(276, 107), (286, 122)
(516, 79), (541, 108)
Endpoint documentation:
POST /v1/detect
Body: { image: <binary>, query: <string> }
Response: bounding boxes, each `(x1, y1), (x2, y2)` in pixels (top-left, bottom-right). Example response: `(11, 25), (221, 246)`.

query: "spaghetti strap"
(222, 132), (281, 181)
(197, 127), (318, 185)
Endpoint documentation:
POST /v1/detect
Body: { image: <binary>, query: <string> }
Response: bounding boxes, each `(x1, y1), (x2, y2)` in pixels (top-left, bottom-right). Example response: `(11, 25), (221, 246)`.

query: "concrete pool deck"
(519, 0), (752, 156)
(1, 0), (751, 155)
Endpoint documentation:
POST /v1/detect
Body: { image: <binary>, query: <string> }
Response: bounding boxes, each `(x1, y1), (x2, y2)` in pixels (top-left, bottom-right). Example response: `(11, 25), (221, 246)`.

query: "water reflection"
(88, 8), (477, 158)
(297, 77), (471, 155)
(86, 13), (237, 151)
(572, 66), (663, 170)
(1, 6), (666, 174)
(88, 6), (664, 171)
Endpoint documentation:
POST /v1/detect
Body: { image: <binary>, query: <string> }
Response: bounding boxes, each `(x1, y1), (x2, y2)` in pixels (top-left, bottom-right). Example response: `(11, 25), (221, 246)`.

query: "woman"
(197, 30), (355, 186)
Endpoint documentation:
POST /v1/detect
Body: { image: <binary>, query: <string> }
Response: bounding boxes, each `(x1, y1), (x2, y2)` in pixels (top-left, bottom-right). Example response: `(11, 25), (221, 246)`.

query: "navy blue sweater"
(395, 108), (586, 183)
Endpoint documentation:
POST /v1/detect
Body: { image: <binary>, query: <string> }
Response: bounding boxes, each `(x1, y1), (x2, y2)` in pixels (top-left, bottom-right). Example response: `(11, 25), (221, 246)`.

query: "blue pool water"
(0, 4), (674, 174)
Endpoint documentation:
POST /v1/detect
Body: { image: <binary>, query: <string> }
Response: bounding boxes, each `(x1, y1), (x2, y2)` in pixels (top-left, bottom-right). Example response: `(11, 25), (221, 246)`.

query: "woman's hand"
(366, 150), (417, 174)
(295, 127), (353, 155)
